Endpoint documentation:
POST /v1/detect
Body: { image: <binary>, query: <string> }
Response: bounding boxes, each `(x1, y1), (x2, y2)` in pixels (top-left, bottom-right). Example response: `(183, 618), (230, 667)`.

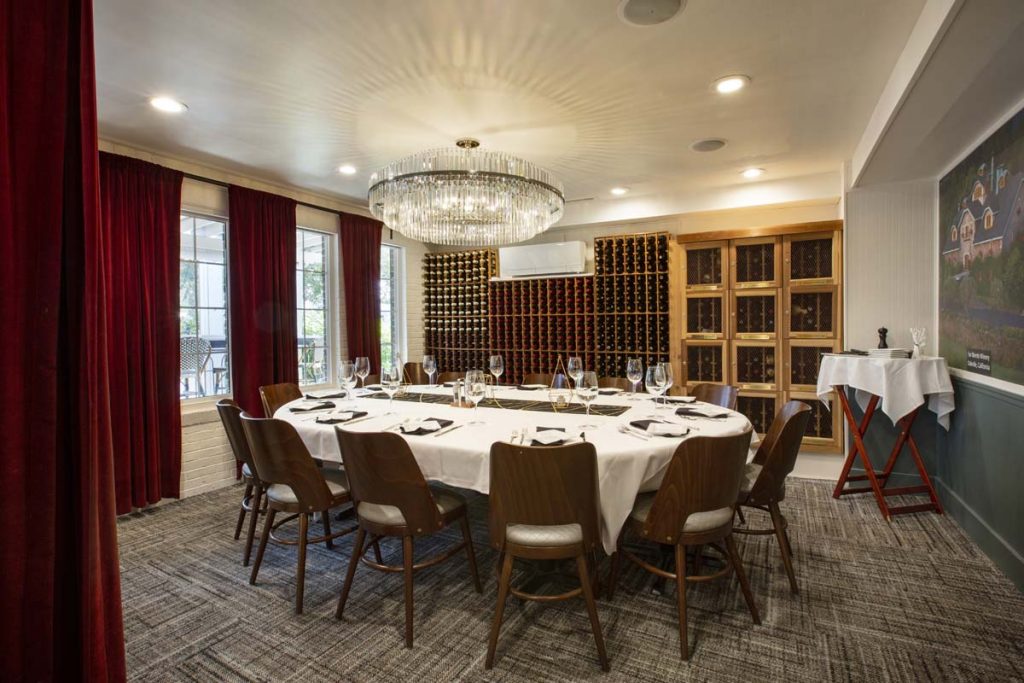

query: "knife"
(432, 423), (463, 437)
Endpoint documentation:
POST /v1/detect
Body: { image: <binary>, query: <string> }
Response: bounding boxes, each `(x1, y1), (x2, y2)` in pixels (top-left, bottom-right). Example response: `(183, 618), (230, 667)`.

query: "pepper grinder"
(877, 327), (888, 349)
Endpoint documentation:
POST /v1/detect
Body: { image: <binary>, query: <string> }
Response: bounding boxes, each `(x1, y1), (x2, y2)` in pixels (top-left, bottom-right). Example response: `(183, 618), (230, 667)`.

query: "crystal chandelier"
(368, 139), (564, 246)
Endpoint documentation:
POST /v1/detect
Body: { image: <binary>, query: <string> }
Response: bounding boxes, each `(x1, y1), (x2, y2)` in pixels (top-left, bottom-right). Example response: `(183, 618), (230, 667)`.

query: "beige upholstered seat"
(740, 463), (762, 495)
(629, 493), (734, 533)
(356, 487), (464, 527)
(506, 522), (583, 547)
(267, 469), (350, 506)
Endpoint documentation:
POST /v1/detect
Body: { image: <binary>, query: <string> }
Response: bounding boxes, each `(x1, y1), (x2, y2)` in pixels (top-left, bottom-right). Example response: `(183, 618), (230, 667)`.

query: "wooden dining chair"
(334, 429), (481, 648)
(486, 441), (609, 672)
(403, 362), (430, 384)
(216, 399), (266, 566)
(241, 414), (355, 614)
(435, 371), (461, 383)
(259, 382), (302, 417)
(521, 373), (553, 385)
(734, 400), (811, 594)
(608, 429), (759, 660)
(598, 376), (633, 391)
(690, 382), (739, 410)
(363, 373), (381, 386)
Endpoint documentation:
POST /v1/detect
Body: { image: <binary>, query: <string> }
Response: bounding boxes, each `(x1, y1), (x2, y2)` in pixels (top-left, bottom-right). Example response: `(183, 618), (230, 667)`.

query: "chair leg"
(674, 543), (689, 660)
(243, 485), (263, 567)
(577, 554), (610, 672)
(692, 544), (705, 577)
(736, 506), (746, 526)
(402, 535), (415, 648)
(459, 515), (482, 593)
(485, 550), (515, 669)
(372, 537), (384, 564)
(769, 501), (798, 594)
(725, 534), (761, 625)
(336, 527), (366, 619)
(322, 507), (334, 549)
(296, 513), (309, 614)
(250, 508), (277, 585)
(235, 483), (253, 540)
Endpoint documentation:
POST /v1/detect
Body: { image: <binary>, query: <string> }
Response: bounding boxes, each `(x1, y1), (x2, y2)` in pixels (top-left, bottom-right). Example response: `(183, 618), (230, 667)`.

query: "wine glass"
(466, 369), (487, 425)
(423, 355), (437, 386)
(577, 371), (599, 430)
(658, 362), (675, 409)
(489, 354), (504, 387)
(382, 365), (401, 414)
(645, 364), (666, 416)
(567, 356), (583, 388)
(355, 356), (370, 389)
(626, 358), (643, 400)
(339, 360), (357, 401)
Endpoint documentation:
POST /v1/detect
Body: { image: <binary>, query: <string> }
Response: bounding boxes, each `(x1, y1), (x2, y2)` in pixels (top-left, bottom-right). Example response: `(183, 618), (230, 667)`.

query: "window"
(380, 244), (405, 368)
(984, 209), (994, 230)
(297, 228), (332, 385)
(180, 213), (229, 399)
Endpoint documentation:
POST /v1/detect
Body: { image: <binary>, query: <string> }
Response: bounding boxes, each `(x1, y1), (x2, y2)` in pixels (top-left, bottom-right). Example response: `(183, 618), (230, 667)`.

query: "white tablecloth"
(275, 385), (751, 554)
(816, 355), (955, 430)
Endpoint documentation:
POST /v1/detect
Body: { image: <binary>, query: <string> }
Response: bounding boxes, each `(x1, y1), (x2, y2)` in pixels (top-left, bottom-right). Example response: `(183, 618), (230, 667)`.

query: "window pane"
(179, 308), (197, 336)
(194, 218), (226, 263)
(304, 233), (325, 271)
(180, 216), (195, 260)
(197, 263), (226, 308)
(296, 309), (305, 345)
(180, 262), (196, 307)
(304, 270), (325, 310)
(180, 212), (229, 399)
(304, 309), (325, 342)
(198, 308), (227, 340)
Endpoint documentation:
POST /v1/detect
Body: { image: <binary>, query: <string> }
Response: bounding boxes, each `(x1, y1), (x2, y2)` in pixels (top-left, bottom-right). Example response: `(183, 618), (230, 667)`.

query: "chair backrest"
(640, 429), (752, 544)
(522, 373), (553, 386)
(748, 400), (812, 504)
(488, 441), (601, 551)
(364, 373), (381, 386)
(216, 399), (258, 477)
(240, 415), (333, 512)
(691, 383), (739, 410)
(259, 382), (302, 417)
(436, 371), (461, 383)
(180, 336), (212, 375)
(335, 429), (443, 533)
(403, 362), (430, 384)
(598, 376), (633, 391)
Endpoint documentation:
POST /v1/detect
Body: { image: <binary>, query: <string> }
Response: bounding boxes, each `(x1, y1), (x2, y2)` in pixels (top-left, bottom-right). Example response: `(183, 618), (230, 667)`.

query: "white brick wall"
(180, 404), (237, 498)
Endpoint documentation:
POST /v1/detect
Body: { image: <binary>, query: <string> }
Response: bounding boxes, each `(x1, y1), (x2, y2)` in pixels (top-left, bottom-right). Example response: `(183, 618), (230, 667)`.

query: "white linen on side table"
(276, 385), (751, 554)
(816, 355), (955, 430)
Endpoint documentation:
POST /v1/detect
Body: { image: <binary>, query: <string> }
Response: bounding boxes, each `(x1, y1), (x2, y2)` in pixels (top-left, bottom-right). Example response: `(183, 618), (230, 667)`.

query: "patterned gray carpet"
(118, 479), (1024, 682)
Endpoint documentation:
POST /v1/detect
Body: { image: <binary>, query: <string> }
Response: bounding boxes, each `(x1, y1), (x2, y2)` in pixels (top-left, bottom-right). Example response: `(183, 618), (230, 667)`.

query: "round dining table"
(276, 384), (752, 554)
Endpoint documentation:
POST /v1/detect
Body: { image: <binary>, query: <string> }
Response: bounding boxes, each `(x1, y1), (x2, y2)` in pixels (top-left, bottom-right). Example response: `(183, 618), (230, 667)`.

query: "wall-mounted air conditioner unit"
(499, 241), (587, 277)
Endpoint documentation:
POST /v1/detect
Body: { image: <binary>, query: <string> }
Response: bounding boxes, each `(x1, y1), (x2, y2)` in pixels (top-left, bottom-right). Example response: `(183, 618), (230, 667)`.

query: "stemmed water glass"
(489, 354), (504, 387)
(382, 365), (401, 414)
(339, 360), (357, 401)
(626, 357), (643, 400)
(577, 370), (599, 430)
(658, 361), (675, 409)
(355, 356), (370, 390)
(423, 355), (437, 386)
(567, 356), (583, 389)
(645, 364), (667, 416)
(466, 369), (487, 425)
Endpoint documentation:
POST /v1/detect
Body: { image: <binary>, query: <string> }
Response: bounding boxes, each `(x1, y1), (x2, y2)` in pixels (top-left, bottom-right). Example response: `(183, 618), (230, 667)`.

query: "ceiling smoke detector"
(617, 0), (686, 27)
(690, 138), (727, 153)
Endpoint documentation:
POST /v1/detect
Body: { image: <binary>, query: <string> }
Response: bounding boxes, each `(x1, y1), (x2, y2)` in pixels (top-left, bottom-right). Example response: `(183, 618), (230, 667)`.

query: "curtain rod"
(180, 171), (358, 217)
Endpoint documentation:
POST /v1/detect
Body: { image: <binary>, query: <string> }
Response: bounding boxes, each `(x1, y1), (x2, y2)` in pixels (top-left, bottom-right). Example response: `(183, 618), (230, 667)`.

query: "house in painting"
(942, 158), (1024, 268)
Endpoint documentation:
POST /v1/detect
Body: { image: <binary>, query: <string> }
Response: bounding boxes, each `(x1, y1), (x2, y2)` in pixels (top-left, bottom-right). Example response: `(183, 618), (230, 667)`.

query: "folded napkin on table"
(530, 427), (582, 446)
(598, 388), (623, 395)
(305, 390), (348, 399)
(676, 406), (731, 419)
(289, 400), (336, 412)
(516, 384), (546, 391)
(629, 419), (689, 437)
(315, 410), (368, 425)
(399, 418), (454, 436)
(652, 395), (695, 404)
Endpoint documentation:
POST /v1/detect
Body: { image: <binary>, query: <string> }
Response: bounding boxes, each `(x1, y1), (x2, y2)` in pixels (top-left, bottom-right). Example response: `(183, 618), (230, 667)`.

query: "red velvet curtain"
(0, 0), (127, 680)
(340, 212), (383, 373)
(229, 186), (298, 416)
(99, 153), (183, 514)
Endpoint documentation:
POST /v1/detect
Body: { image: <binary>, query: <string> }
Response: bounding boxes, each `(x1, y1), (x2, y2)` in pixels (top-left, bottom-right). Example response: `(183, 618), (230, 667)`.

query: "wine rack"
(423, 249), (497, 375)
(593, 232), (677, 378)
(489, 276), (595, 385)
(677, 222), (843, 452)
(788, 391), (842, 448)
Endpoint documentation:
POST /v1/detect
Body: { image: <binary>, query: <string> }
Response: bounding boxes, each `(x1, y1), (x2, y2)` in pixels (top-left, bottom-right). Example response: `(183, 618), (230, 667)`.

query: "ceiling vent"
(618, 0), (686, 27)
(691, 138), (727, 153)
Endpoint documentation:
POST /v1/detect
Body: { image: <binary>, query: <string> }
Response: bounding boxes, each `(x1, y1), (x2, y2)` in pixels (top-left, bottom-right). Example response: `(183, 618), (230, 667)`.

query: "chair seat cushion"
(356, 486), (465, 527)
(740, 463), (763, 495)
(242, 462), (253, 478)
(505, 523), (583, 547)
(266, 468), (350, 507)
(630, 493), (734, 533)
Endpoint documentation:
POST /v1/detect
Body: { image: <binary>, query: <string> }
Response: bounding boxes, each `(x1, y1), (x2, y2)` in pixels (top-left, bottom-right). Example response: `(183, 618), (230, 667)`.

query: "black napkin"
(517, 385), (544, 391)
(289, 401), (336, 413)
(675, 407), (730, 419)
(652, 396), (695, 404)
(598, 389), (623, 395)
(315, 410), (368, 425)
(364, 384), (383, 391)
(629, 419), (690, 437)
(305, 391), (347, 399)
(398, 417), (454, 436)
(530, 426), (575, 446)
(443, 381), (456, 387)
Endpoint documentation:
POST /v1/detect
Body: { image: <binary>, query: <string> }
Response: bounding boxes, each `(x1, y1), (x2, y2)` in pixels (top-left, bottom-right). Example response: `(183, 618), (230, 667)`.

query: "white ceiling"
(94, 0), (925, 222)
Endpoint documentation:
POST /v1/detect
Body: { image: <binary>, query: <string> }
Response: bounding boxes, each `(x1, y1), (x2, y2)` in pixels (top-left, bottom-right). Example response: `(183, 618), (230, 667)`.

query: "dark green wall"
(849, 379), (1024, 591)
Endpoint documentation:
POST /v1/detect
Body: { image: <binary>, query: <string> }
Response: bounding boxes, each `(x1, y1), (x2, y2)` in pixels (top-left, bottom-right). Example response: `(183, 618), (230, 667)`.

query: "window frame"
(380, 242), (407, 369)
(179, 209), (231, 405)
(296, 226), (337, 389)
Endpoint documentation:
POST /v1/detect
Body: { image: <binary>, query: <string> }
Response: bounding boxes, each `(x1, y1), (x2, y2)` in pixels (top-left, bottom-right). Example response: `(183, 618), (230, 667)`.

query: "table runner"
(364, 391), (631, 417)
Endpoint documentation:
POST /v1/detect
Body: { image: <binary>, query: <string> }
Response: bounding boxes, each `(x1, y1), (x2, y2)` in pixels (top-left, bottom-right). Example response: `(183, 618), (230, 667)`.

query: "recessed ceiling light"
(741, 167), (764, 179)
(149, 96), (187, 113)
(713, 75), (750, 94)
(690, 138), (727, 153)
(610, 187), (630, 196)
(338, 164), (357, 175)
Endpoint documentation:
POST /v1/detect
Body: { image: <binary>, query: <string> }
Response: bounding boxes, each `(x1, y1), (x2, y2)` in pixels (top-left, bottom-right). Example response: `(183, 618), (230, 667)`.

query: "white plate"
(520, 384), (547, 389)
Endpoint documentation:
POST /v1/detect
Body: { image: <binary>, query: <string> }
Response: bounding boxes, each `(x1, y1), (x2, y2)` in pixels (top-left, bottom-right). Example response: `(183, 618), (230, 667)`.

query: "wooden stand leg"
(834, 390), (891, 520)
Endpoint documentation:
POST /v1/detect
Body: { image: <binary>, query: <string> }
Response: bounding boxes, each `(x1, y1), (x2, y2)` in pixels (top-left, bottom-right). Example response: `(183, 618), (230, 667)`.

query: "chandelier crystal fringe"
(368, 145), (564, 246)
